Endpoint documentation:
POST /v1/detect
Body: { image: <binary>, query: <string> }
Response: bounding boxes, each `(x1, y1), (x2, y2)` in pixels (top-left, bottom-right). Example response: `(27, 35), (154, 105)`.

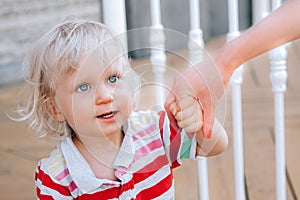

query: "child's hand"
(168, 95), (203, 138)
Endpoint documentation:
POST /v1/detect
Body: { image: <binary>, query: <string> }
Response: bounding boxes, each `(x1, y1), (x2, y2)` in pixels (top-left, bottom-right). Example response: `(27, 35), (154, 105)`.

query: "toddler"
(17, 19), (228, 199)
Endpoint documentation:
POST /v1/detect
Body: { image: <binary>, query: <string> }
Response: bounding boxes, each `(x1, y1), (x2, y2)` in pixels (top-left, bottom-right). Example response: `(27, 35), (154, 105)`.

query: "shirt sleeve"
(158, 111), (197, 169)
(35, 158), (73, 199)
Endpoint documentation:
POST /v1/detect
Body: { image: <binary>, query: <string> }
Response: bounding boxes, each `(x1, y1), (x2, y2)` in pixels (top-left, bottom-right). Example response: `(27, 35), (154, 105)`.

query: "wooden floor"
(1, 36), (300, 200)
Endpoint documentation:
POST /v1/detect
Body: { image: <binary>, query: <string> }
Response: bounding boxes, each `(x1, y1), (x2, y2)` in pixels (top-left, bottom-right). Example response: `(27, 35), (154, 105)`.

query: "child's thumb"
(164, 92), (176, 111)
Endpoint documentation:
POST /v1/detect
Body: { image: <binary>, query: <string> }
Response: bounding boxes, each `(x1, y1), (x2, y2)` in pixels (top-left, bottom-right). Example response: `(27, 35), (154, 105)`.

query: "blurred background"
(0, 0), (252, 85)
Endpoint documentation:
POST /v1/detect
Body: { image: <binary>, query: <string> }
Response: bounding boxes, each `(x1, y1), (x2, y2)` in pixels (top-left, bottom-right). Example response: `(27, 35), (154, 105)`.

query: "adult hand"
(165, 58), (230, 138)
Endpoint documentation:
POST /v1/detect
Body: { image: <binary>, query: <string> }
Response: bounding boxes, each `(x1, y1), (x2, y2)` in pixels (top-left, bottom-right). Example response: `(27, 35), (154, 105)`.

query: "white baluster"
(188, 1), (208, 200)
(102, 0), (128, 51)
(269, 46), (288, 200)
(149, 0), (167, 106)
(197, 157), (209, 200)
(252, 0), (270, 24)
(230, 65), (245, 200)
(269, 2), (288, 200)
(227, 0), (246, 200)
(188, 0), (204, 65)
(272, 0), (282, 13)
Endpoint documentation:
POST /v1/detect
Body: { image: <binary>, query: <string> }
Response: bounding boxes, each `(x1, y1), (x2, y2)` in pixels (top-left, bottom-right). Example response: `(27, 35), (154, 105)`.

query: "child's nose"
(95, 85), (113, 105)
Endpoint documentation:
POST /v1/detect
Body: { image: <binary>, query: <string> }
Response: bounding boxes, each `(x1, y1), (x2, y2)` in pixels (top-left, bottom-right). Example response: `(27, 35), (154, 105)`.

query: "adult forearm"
(213, 0), (300, 77)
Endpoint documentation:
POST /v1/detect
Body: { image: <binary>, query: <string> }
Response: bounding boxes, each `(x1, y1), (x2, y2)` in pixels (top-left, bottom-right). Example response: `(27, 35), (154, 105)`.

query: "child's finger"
(177, 95), (195, 110)
(183, 122), (203, 135)
(175, 103), (200, 121)
(177, 110), (203, 131)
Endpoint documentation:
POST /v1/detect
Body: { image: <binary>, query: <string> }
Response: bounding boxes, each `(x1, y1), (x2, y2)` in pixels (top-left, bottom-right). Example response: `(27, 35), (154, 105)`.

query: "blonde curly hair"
(15, 19), (139, 139)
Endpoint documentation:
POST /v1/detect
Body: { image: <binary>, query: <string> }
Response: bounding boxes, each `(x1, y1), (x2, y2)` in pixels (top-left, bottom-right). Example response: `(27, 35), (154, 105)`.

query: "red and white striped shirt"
(35, 110), (197, 199)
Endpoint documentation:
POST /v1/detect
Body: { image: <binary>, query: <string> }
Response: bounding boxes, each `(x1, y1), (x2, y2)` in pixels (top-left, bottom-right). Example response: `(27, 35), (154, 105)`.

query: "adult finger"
(202, 103), (214, 138)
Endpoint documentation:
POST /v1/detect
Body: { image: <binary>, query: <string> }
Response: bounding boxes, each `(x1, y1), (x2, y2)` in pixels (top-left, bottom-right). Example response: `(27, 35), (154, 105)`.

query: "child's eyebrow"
(62, 62), (82, 76)
(105, 63), (124, 72)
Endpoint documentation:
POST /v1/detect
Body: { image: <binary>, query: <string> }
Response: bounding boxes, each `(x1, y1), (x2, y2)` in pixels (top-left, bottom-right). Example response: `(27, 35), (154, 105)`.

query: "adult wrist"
(211, 47), (236, 87)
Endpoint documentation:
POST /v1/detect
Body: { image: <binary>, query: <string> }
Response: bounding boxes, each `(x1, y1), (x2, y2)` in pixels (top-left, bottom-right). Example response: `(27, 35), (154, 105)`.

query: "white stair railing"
(269, 1), (288, 199)
(149, 0), (167, 106)
(102, 0), (128, 51)
(188, 1), (208, 200)
(227, 0), (246, 200)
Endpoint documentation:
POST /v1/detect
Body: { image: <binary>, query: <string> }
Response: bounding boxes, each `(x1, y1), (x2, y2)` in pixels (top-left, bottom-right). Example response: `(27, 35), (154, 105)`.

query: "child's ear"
(47, 100), (65, 122)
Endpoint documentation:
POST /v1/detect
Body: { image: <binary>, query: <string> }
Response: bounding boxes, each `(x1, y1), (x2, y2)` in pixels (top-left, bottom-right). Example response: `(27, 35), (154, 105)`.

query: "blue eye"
(77, 83), (90, 92)
(108, 75), (119, 84)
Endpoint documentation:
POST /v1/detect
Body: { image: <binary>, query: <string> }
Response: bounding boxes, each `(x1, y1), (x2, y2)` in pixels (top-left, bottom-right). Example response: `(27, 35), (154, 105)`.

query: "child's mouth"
(97, 111), (116, 119)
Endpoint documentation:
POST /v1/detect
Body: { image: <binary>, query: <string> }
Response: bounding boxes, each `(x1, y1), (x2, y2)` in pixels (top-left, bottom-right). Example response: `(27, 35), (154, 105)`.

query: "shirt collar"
(61, 137), (109, 193)
(113, 128), (135, 169)
(61, 131), (136, 193)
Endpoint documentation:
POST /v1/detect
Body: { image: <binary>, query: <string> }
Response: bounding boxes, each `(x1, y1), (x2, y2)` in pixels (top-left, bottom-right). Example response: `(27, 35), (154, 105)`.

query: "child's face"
(54, 51), (135, 139)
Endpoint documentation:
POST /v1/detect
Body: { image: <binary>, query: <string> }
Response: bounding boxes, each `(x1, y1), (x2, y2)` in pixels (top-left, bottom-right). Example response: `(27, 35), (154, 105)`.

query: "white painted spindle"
(230, 65), (245, 200)
(252, 0), (270, 24)
(188, 0), (204, 64)
(149, 0), (167, 106)
(188, 1), (208, 200)
(102, 0), (128, 51)
(227, 0), (246, 200)
(269, 2), (288, 200)
(197, 157), (209, 200)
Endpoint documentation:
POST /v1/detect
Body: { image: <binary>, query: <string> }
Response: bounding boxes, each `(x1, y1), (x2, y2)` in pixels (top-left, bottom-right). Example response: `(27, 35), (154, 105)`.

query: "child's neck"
(72, 130), (124, 180)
